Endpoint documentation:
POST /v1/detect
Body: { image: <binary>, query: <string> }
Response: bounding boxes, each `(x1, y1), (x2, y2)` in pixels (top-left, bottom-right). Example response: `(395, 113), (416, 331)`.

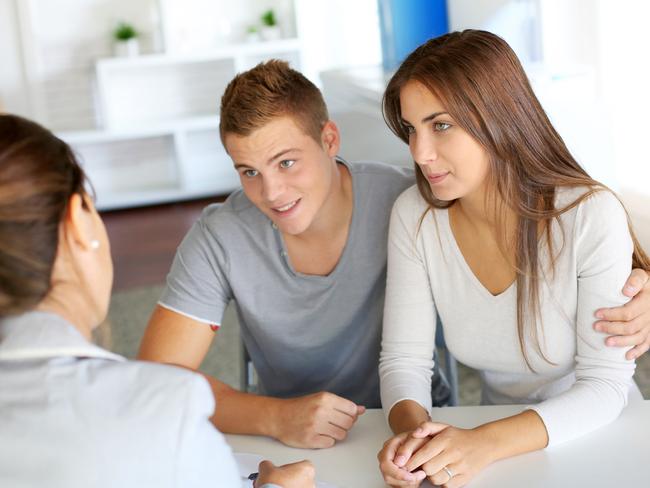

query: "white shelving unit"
(56, 40), (303, 210)
(55, 37), (302, 211)
(0, 0), (300, 211)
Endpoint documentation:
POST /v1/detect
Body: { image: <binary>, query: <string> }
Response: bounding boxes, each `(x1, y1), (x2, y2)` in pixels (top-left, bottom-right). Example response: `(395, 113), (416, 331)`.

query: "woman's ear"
(63, 193), (95, 252)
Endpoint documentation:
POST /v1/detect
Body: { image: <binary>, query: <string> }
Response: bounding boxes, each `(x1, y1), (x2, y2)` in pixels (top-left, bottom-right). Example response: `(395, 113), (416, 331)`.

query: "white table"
(226, 401), (650, 487)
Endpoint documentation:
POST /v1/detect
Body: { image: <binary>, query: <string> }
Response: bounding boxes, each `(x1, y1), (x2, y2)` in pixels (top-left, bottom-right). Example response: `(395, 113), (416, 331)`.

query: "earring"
(90, 240), (100, 250)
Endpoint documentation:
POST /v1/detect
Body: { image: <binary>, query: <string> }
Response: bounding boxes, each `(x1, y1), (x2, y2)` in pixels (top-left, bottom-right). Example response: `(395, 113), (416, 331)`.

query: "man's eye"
(279, 159), (295, 169)
(243, 169), (259, 177)
(434, 122), (451, 132)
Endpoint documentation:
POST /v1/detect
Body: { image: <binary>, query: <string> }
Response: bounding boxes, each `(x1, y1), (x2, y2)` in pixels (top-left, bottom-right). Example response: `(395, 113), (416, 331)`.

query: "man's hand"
(255, 460), (315, 488)
(594, 268), (650, 360)
(270, 392), (365, 448)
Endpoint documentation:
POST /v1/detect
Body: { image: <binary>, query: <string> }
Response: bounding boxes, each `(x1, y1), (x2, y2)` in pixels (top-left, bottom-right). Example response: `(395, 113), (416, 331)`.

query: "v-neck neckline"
(441, 208), (516, 300)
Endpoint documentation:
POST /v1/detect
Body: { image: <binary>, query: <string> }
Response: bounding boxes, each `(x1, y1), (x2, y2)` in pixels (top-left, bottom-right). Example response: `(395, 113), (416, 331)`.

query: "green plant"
(246, 25), (259, 34)
(113, 22), (138, 42)
(261, 9), (277, 27)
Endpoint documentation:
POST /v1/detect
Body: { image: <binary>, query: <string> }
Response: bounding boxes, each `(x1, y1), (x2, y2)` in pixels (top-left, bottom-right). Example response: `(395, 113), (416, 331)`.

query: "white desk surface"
(226, 401), (650, 487)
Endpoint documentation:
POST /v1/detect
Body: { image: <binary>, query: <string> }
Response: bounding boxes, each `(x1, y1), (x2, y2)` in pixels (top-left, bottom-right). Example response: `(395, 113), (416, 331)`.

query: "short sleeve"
(159, 217), (233, 325)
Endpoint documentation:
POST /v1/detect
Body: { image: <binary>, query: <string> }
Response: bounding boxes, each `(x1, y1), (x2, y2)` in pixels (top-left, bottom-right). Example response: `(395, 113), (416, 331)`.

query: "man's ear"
(63, 193), (94, 251)
(321, 120), (341, 158)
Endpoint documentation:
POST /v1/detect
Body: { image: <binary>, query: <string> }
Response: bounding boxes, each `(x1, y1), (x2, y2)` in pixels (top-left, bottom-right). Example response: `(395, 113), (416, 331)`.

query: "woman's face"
(399, 80), (490, 202)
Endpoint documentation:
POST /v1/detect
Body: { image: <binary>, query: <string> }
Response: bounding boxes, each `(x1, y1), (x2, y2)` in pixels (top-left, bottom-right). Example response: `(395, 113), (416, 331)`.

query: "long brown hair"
(383, 30), (650, 369)
(0, 114), (88, 317)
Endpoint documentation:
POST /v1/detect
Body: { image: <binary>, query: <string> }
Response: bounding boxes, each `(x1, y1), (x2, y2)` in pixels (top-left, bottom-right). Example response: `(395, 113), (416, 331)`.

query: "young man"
(138, 60), (650, 449)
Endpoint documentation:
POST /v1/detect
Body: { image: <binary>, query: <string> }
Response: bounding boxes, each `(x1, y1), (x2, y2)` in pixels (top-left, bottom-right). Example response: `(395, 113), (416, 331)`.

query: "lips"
(426, 172), (449, 184)
(271, 198), (301, 216)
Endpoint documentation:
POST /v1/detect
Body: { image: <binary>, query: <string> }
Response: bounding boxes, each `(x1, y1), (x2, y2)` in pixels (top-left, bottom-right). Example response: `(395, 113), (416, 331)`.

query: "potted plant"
(113, 21), (139, 57)
(260, 9), (281, 41)
(246, 25), (261, 43)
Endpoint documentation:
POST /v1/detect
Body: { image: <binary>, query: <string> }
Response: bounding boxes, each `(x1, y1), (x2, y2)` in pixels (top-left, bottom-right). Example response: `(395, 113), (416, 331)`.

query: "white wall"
(294, 0), (382, 84)
(448, 0), (541, 63)
(596, 0), (650, 197)
(0, 0), (30, 116)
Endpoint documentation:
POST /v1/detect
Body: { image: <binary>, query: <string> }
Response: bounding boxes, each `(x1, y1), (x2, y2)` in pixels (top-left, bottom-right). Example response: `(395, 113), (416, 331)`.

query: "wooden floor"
(102, 196), (226, 290)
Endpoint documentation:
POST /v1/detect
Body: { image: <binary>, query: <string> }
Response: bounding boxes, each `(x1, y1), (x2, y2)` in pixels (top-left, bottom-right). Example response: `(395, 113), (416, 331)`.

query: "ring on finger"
(442, 466), (454, 483)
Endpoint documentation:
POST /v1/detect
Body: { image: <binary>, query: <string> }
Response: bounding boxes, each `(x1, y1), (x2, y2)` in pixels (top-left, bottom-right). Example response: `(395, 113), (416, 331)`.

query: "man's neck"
(287, 161), (353, 244)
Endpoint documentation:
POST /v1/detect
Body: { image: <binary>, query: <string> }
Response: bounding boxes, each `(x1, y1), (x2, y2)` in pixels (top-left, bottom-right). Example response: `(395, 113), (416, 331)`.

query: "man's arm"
(138, 305), (364, 448)
(595, 268), (650, 359)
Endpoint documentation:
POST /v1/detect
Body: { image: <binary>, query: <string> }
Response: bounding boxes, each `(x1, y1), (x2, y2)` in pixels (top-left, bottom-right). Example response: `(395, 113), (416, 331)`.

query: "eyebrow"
(401, 111), (449, 125)
(234, 148), (301, 170)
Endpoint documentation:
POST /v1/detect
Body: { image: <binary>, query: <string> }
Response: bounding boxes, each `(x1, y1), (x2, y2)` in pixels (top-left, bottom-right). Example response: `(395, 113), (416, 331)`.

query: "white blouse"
(0, 311), (242, 487)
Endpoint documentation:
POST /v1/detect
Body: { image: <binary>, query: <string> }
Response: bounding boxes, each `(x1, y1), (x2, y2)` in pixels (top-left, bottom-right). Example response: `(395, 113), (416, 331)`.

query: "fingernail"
(395, 455), (406, 467)
(594, 323), (602, 332)
(415, 470), (427, 481)
(595, 310), (604, 319)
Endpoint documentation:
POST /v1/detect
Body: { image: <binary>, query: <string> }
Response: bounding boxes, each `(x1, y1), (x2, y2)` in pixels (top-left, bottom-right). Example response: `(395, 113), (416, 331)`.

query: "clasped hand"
(378, 421), (494, 488)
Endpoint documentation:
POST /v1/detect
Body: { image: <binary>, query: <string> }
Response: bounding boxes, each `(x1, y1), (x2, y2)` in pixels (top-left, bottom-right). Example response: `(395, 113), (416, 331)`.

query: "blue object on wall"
(378, 0), (449, 72)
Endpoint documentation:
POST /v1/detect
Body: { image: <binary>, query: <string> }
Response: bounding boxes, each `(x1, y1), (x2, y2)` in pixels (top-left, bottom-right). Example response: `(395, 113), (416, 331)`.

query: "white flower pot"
(260, 26), (281, 41)
(114, 38), (139, 57)
(246, 31), (262, 43)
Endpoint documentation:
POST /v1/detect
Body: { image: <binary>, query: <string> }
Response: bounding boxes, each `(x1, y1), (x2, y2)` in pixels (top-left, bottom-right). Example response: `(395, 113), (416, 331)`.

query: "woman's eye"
(243, 169), (259, 177)
(434, 122), (451, 132)
(279, 159), (295, 169)
(404, 125), (415, 135)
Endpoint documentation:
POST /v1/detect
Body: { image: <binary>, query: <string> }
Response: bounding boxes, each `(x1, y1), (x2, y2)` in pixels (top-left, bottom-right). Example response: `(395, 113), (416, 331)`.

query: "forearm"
(474, 409), (548, 463)
(388, 399), (431, 434)
(203, 374), (284, 438)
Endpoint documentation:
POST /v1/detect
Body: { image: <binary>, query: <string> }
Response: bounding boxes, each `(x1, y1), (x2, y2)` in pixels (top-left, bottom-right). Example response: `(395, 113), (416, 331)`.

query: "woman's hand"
(377, 431), (429, 487)
(391, 421), (496, 488)
(255, 460), (315, 488)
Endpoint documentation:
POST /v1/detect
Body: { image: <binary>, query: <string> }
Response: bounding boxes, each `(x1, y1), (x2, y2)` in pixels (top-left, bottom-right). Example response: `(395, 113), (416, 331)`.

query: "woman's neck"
(36, 283), (96, 340)
(454, 184), (517, 244)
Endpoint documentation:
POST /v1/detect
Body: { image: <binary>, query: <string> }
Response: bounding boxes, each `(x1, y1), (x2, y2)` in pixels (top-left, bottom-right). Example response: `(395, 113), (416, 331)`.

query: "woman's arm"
(390, 410), (548, 488)
(377, 190), (439, 487)
(379, 189), (438, 422)
(529, 191), (636, 446)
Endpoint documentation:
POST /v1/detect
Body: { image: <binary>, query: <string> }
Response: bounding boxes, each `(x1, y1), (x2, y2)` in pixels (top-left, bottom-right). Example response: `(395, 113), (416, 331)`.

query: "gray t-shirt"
(160, 160), (413, 407)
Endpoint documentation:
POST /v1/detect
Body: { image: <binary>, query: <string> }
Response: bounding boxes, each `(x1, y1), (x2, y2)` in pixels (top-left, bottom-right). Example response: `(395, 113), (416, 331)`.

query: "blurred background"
(1, 0), (649, 400)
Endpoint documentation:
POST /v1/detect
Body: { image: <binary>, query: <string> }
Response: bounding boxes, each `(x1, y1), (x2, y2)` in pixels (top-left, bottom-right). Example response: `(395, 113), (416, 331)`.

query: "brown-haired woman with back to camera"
(0, 114), (314, 488)
(377, 30), (650, 487)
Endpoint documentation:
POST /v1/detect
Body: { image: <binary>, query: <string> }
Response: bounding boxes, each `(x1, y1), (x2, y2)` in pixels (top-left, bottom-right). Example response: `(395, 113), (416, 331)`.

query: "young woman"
(0, 114), (313, 488)
(377, 30), (650, 488)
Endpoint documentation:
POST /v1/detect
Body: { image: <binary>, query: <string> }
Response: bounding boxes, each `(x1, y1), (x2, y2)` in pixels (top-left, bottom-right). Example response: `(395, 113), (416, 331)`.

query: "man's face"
(225, 116), (340, 236)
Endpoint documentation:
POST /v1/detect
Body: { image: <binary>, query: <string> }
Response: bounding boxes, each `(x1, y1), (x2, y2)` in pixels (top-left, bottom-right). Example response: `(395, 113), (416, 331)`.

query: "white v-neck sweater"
(379, 185), (637, 447)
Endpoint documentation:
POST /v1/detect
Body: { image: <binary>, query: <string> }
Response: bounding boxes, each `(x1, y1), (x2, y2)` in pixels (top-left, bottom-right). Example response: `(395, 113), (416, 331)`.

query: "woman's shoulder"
(555, 185), (626, 222)
(90, 358), (215, 424)
(393, 184), (430, 213)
